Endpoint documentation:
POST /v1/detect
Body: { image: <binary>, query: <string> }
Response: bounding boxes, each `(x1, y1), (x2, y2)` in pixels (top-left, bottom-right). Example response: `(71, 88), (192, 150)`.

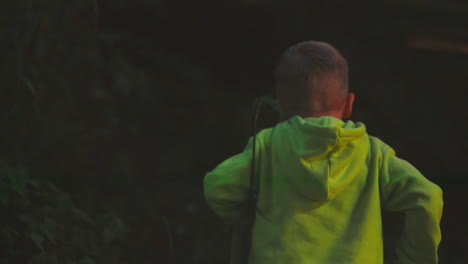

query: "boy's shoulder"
(367, 134), (396, 156)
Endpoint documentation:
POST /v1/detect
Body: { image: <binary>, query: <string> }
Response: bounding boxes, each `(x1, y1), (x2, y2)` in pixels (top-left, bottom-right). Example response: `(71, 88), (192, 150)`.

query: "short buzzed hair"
(275, 41), (349, 116)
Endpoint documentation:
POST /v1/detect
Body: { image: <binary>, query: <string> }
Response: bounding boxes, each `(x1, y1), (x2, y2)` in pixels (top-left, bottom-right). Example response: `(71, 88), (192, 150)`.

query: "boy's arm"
(203, 138), (256, 220)
(380, 148), (443, 264)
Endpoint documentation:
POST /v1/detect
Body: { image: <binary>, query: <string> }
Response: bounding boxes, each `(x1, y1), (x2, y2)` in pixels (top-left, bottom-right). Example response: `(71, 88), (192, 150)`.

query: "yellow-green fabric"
(204, 116), (443, 264)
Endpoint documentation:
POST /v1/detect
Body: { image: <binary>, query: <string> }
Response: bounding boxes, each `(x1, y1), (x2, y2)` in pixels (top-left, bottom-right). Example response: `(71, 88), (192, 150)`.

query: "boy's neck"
(280, 111), (343, 122)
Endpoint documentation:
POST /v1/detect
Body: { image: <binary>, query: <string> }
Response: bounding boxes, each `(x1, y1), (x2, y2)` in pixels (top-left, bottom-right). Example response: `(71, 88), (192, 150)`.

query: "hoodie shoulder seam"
(326, 128), (341, 200)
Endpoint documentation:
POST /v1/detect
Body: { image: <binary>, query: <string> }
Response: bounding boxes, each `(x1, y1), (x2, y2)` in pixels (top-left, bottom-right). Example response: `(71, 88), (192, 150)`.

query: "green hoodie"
(204, 116), (443, 264)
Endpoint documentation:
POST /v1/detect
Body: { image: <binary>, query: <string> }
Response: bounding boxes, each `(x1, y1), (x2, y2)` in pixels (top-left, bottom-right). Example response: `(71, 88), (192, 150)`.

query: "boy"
(203, 41), (443, 264)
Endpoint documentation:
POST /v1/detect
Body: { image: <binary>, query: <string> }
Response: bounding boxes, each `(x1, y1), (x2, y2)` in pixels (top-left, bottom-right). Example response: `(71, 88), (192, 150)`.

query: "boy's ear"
(342, 92), (355, 119)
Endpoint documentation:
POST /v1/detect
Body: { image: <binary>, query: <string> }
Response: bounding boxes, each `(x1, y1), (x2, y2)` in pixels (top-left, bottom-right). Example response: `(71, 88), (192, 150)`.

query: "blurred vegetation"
(0, 0), (252, 263)
(0, 168), (127, 264)
(0, 0), (467, 263)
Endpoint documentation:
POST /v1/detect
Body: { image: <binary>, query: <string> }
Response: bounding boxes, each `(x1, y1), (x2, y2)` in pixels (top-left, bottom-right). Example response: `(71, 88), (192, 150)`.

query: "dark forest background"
(0, 0), (467, 263)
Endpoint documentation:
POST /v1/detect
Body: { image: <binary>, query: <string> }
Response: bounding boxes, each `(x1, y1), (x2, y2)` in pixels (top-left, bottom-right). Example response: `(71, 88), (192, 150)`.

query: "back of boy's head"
(275, 41), (349, 118)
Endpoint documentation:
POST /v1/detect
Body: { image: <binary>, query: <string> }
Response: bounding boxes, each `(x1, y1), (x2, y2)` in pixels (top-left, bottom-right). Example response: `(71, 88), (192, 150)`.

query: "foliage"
(0, 168), (128, 264)
(0, 0), (249, 263)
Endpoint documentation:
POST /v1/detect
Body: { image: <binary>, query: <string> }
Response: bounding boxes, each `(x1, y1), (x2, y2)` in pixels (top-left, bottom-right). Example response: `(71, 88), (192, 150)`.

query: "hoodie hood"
(270, 116), (368, 201)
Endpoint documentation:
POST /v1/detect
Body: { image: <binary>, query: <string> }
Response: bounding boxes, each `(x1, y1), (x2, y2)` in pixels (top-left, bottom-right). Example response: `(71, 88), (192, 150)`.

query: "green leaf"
(19, 214), (36, 226)
(31, 233), (44, 251)
(72, 208), (93, 224)
(42, 218), (57, 244)
(5, 169), (37, 197)
(43, 229), (56, 245)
